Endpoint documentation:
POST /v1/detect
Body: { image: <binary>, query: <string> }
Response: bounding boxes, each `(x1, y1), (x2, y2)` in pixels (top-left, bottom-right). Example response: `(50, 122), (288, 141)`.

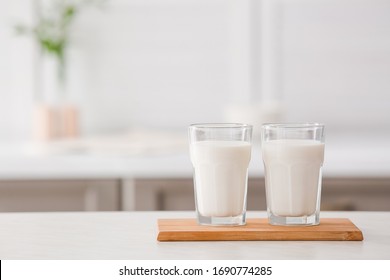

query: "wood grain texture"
(157, 218), (363, 241)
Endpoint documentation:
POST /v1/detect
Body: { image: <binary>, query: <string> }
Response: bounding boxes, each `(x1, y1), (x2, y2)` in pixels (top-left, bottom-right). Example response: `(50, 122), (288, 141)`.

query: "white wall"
(0, 0), (389, 141)
(281, 0), (390, 133)
(0, 1), (34, 141)
(68, 0), (237, 134)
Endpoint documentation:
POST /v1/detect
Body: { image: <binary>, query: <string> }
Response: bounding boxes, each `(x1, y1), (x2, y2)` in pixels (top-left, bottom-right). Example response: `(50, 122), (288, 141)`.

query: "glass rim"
(262, 122), (324, 129)
(189, 123), (253, 129)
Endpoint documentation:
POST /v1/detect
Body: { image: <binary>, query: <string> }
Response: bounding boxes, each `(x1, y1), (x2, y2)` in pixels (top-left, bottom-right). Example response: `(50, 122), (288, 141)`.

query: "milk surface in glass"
(262, 139), (325, 217)
(190, 140), (251, 217)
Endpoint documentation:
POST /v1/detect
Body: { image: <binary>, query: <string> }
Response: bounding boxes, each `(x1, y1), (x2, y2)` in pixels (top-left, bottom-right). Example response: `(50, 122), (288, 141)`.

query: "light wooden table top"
(0, 211), (389, 260)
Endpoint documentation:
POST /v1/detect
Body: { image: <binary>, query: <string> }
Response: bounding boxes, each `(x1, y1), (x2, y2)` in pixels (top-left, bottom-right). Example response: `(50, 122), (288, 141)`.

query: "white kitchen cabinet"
(0, 179), (120, 212)
(0, 177), (389, 212)
(131, 177), (390, 212)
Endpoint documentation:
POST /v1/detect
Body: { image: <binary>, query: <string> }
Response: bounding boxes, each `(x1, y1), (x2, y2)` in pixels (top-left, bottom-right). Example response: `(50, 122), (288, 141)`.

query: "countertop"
(0, 130), (389, 180)
(0, 211), (389, 260)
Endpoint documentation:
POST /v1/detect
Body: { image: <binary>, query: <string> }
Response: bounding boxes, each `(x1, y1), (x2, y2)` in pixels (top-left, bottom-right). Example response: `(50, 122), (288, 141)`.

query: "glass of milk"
(261, 123), (325, 226)
(189, 123), (253, 226)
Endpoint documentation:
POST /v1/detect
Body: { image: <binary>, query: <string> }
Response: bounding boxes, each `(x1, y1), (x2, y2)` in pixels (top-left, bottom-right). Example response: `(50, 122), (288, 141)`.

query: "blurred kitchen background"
(0, 0), (389, 212)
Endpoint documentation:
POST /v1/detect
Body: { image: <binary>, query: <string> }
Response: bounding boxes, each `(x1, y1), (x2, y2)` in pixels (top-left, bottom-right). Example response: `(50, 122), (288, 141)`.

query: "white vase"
(33, 53), (79, 141)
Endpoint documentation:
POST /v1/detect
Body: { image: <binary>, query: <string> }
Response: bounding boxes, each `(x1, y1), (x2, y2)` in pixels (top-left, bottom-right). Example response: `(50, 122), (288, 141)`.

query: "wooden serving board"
(157, 218), (363, 241)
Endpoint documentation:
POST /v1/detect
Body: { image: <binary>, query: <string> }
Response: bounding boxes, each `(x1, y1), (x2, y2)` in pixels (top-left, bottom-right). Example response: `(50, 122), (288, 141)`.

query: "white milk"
(262, 139), (325, 217)
(190, 141), (251, 217)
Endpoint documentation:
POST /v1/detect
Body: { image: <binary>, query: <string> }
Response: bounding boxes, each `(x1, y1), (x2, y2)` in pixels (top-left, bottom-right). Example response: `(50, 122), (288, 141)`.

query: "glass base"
(197, 212), (246, 226)
(268, 212), (319, 226)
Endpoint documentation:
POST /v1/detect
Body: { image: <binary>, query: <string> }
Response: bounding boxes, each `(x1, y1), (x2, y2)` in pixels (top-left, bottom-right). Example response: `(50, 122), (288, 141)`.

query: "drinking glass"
(189, 123), (253, 226)
(261, 123), (325, 226)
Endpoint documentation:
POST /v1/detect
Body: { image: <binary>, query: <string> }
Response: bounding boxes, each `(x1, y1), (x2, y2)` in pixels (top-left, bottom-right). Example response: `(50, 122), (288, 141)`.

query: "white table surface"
(0, 211), (389, 260)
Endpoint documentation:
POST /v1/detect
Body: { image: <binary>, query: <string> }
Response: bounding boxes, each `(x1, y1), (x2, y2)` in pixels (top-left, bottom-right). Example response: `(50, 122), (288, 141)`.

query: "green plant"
(15, 0), (102, 83)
